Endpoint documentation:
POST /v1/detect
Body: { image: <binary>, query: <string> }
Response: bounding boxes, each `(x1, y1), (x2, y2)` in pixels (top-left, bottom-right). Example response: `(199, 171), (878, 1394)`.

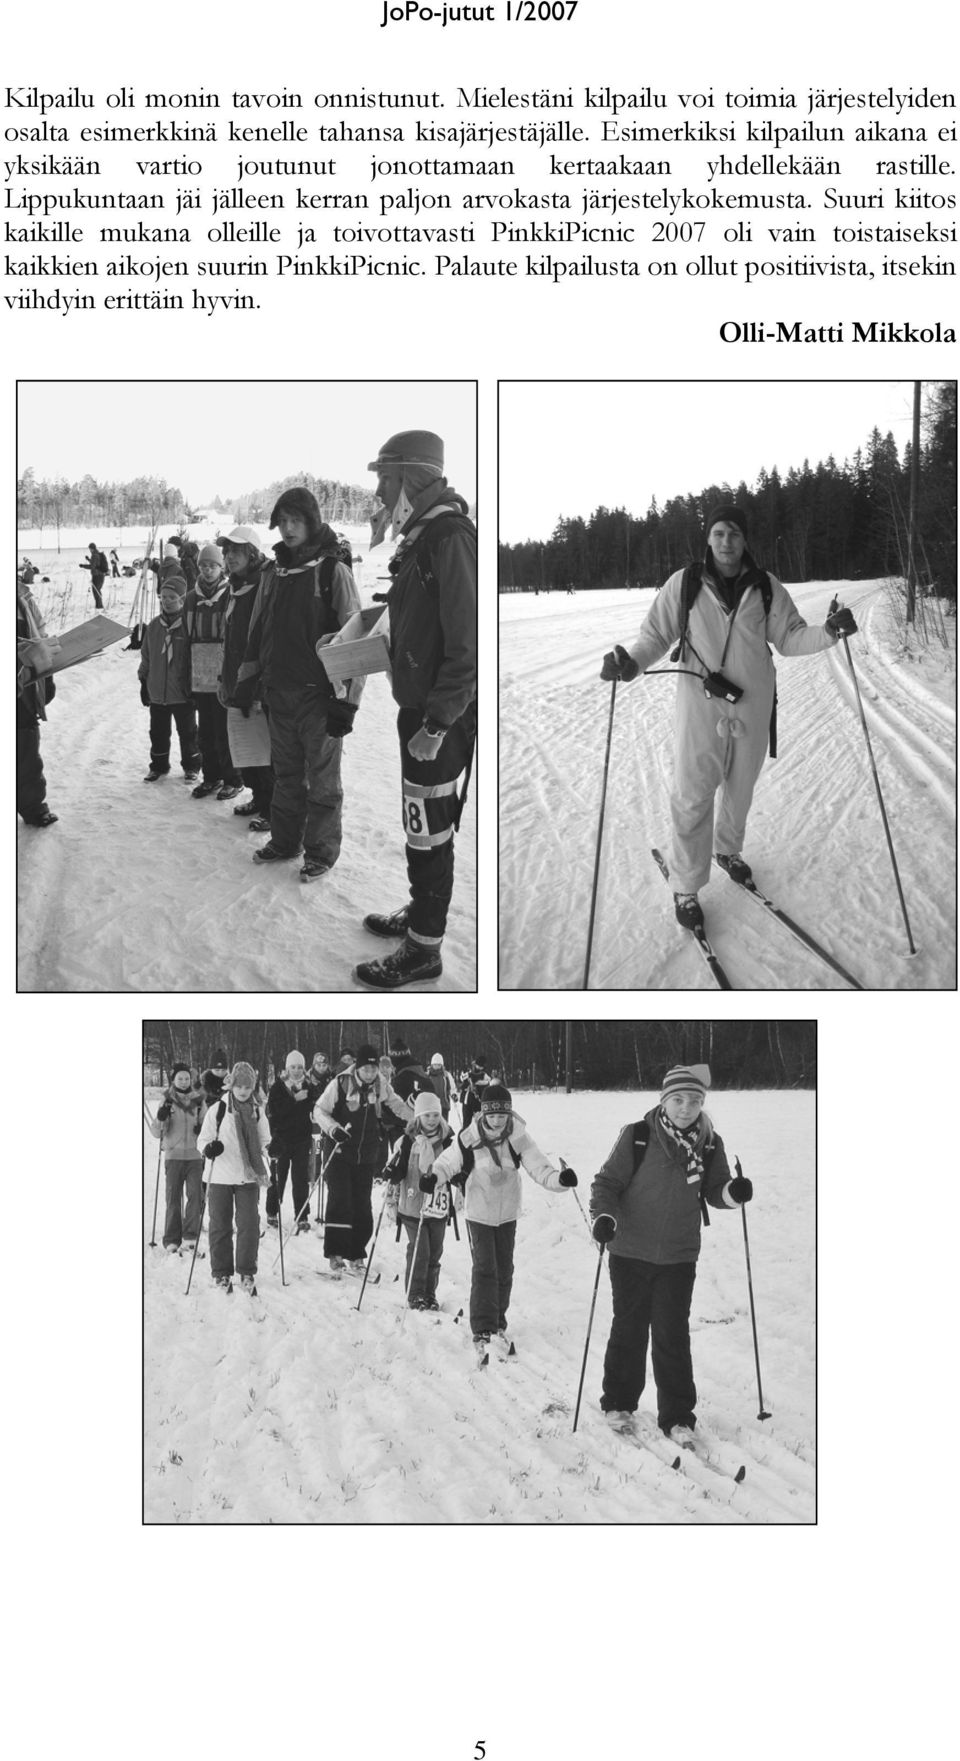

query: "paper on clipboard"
(32, 614), (129, 677)
(317, 605), (391, 686)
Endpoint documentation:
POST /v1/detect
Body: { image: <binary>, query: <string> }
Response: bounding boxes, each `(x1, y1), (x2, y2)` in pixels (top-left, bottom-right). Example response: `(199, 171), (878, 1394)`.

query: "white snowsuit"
(624, 562), (837, 893)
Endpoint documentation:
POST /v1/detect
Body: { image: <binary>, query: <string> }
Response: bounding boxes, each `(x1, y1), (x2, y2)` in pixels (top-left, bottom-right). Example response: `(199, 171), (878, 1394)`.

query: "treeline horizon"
(17, 468), (379, 534)
(499, 383), (956, 598)
(142, 1020), (816, 1092)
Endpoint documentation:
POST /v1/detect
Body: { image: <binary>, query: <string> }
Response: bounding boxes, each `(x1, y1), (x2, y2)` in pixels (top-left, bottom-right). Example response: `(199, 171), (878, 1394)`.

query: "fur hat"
(230, 1061), (257, 1090)
(661, 1064), (711, 1101)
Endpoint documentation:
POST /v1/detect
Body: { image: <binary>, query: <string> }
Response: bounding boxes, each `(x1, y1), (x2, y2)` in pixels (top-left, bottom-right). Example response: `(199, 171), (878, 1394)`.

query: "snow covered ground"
(17, 525), (476, 991)
(143, 1087), (815, 1525)
(500, 582), (956, 990)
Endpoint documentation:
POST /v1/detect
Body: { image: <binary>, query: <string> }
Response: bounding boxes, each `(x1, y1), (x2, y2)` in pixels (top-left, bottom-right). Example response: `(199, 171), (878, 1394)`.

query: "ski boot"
(240, 1274), (258, 1297)
(603, 1410), (638, 1436)
(715, 852), (753, 885)
(213, 1275), (233, 1293)
(673, 892), (704, 931)
(473, 1333), (491, 1367)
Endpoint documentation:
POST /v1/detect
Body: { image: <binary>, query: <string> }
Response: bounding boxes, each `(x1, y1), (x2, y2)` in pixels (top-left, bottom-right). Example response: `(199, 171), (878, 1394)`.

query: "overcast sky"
(499, 381), (921, 544)
(18, 381), (477, 508)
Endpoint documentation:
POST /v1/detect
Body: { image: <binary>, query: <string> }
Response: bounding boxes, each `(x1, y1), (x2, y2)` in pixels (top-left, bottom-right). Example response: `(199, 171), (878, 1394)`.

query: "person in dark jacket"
(201, 1050), (229, 1107)
(459, 1058), (490, 1127)
(355, 430), (477, 990)
(17, 577), (59, 826)
(80, 543), (108, 608)
(137, 575), (202, 783)
(265, 1050), (315, 1234)
(314, 1043), (411, 1276)
(184, 543), (242, 801)
(218, 525), (273, 831)
(589, 1064), (753, 1442)
(235, 488), (363, 884)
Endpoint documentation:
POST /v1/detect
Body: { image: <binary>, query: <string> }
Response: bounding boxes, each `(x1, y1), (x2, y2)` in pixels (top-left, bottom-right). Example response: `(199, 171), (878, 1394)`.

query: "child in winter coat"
(148, 1063), (205, 1250)
(589, 1064), (753, 1442)
(183, 543), (242, 801)
(137, 575), (202, 783)
(432, 1083), (578, 1361)
(314, 1043), (412, 1277)
(389, 1090), (456, 1309)
(197, 1061), (271, 1295)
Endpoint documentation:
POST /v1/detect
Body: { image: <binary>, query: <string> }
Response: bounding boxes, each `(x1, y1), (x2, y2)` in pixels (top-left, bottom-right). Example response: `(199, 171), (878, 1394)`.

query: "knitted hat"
(269, 486), (323, 536)
(355, 1043), (380, 1067)
(230, 1061), (257, 1089)
(163, 541), (180, 559)
(661, 1064), (711, 1101)
(284, 1051), (305, 1072)
(159, 574), (187, 598)
(199, 542), (223, 566)
(704, 505), (748, 540)
(171, 1062), (191, 1079)
(367, 430), (444, 473)
(337, 1051), (354, 1071)
(481, 1083), (513, 1113)
(389, 1040), (411, 1058)
(310, 1051), (330, 1067)
(211, 1049), (228, 1070)
(414, 1090), (443, 1119)
(430, 1053), (444, 1067)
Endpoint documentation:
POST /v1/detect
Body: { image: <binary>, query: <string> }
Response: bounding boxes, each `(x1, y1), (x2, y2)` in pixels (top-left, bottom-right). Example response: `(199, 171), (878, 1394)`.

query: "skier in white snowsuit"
(601, 506), (856, 926)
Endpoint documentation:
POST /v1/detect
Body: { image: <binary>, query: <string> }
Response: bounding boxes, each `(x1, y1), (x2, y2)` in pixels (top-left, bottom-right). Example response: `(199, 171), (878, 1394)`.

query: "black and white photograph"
(143, 1017), (816, 1525)
(498, 379), (957, 991)
(17, 379), (477, 992)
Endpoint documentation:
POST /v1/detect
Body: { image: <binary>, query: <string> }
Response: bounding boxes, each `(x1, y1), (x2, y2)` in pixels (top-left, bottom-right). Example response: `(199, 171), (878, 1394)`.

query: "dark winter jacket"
(237, 527), (361, 705)
(220, 562), (264, 702)
(590, 1107), (734, 1266)
(315, 1071), (411, 1167)
(385, 481), (476, 728)
(202, 1069), (227, 1106)
(460, 1066), (490, 1127)
(137, 613), (193, 706)
(266, 1076), (315, 1148)
(391, 1056), (433, 1106)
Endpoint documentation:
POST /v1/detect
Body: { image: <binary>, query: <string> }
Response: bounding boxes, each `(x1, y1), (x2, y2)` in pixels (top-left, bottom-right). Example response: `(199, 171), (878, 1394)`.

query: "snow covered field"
(143, 1087), (815, 1525)
(17, 526), (476, 992)
(500, 582), (956, 990)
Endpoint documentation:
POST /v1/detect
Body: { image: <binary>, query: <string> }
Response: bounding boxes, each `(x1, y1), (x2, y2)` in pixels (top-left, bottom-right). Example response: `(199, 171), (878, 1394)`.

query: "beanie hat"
(284, 1050), (305, 1071)
(171, 1062), (191, 1079)
(704, 505), (748, 540)
(481, 1083), (513, 1113)
(355, 1043), (380, 1066)
(212, 1048), (228, 1070)
(389, 1040), (411, 1058)
(199, 542), (223, 566)
(661, 1063), (711, 1102)
(230, 1061), (257, 1089)
(159, 574), (187, 597)
(414, 1090), (443, 1119)
(367, 430), (444, 473)
(163, 541), (180, 559)
(269, 486), (323, 536)
(430, 1053), (444, 1067)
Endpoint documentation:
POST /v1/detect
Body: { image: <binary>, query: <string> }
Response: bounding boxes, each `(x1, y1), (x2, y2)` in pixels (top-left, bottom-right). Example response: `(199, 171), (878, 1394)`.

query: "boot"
(191, 779), (219, 799)
(233, 797), (259, 816)
(248, 816), (271, 833)
(353, 936), (443, 991)
(362, 906), (410, 939)
(715, 852), (753, 885)
(252, 841), (299, 865)
(217, 781), (243, 801)
(142, 770), (166, 784)
(673, 892), (704, 931)
(300, 857), (331, 884)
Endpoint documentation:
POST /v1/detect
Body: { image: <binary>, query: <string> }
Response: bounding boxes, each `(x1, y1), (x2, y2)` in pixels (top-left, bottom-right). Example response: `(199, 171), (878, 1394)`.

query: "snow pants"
(164, 1157), (203, 1247)
(670, 691), (770, 895)
(466, 1219), (517, 1338)
(196, 694), (240, 788)
(207, 1183), (260, 1279)
(323, 1158), (376, 1262)
(265, 1140), (310, 1227)
(601, 1256), (698, 1433)
(148, 702), (201, 776)
(397, 699), (477, 945)
(401, 1215), (446, 1304)
(267, 685), (343, 867)
(17, 722), (49, 820)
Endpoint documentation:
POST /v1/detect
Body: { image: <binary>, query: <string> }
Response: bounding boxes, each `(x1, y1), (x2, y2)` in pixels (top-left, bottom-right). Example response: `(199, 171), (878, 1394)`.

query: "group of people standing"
(135, 429), (477, 989)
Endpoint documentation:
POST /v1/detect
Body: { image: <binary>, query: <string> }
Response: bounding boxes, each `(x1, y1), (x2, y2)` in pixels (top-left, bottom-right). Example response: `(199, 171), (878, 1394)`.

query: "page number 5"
(474, 1745), (486, 1759)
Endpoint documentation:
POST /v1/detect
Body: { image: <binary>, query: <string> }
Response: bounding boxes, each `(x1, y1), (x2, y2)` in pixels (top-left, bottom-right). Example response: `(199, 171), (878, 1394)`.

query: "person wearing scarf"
(589, 1064), (753, 1443)
(148, 1063), (206, 1251)
(354, 429), (477, 991)
(218, 526), (273, 828)
(265, 1051), (316, 1237)
(600, 505), (853, 931)
(184, 542), (243, 801)
(432, 1083), (577, 1360)
(314, 1044), (412, 1276)
(388, 1090), (456, 1309)
(196, 1061), (271, 1294)
(137, 574), (201, 783)
(17, 576), (60, 826)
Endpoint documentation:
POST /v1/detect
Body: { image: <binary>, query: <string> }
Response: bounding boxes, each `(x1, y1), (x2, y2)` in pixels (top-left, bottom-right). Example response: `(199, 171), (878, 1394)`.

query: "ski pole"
(572, 1242), (606, 1433)
(357, 1176), (394, 1313)
(149, 1137), (162, 1248)
(186, 1108), (224, 1294)
(833, 602), (916, 955)
(399, 1209), (427, 1328)
(737, 1159), (771, 1421)
(560, 1159), (593, 1242)
(271, 1160), (286, 1287)
(583, 677), (617, 990)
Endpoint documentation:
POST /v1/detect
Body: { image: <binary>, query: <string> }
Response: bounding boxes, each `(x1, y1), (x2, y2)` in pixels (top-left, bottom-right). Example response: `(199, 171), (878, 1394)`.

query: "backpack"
(631, 1117), (717, 1228)
(671, 563), (777, 758)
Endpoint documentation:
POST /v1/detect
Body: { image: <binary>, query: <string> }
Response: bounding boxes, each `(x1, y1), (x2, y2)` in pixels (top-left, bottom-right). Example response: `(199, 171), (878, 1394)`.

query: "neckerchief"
(230, 1092), (265, 1179)
(658, 1108), (707, 1187)
(161, 610), (182, 662)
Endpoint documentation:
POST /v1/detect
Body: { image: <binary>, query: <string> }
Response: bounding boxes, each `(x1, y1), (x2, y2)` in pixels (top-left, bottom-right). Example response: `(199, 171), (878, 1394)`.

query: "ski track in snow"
(145, 1090), (816, 1525)
(18, 568), (476, 992)
(500, 582), (955, 989)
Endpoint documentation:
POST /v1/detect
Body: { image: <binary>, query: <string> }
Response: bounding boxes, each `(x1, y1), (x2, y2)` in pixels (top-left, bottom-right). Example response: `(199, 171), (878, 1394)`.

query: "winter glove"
(156, 1101), (172, 1122)
(825, 604), (857, 638)
(140, 681), (151, 706)
(592, 1214), (617, 1244)
(406, 722), (447, 762)
(202, 1140), (225, 1160)
(558, 1167), (578, 1187)
(325, 698), (357, 740)
(728, 1175), (753, 1205)
(600, 645), (638, 683)
(329, 1123), (349, 1142)
(450, 1170), (469, 1192)
(232, 674), (259, 714)
(419, 1171), (438, 1193)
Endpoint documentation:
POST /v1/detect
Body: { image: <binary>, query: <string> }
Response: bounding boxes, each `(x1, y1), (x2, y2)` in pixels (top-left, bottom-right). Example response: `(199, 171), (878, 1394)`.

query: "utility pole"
(564, 1022), (574, 1093)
